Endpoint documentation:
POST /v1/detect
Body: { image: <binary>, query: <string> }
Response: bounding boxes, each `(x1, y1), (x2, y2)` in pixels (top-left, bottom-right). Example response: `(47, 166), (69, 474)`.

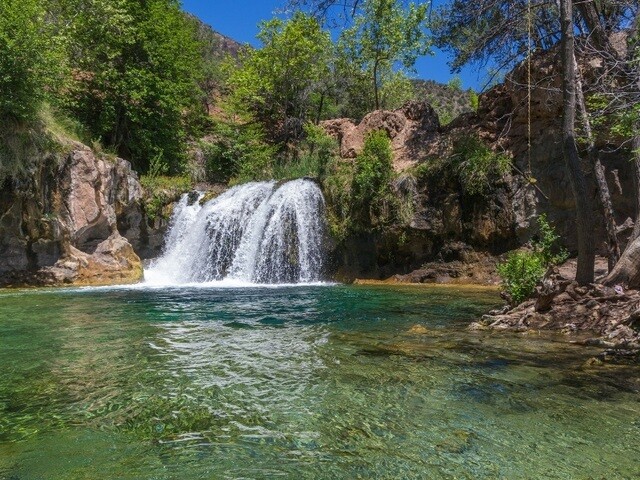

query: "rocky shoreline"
(471, 259), (640, 361)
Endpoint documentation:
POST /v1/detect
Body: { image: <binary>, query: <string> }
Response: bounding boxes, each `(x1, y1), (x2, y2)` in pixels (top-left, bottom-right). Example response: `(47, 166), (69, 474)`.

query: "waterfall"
(145, 179), (327, 285)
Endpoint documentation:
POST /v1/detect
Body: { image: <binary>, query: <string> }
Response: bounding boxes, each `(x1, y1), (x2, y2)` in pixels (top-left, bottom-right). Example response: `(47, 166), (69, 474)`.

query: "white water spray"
(145, 179), (327, 285)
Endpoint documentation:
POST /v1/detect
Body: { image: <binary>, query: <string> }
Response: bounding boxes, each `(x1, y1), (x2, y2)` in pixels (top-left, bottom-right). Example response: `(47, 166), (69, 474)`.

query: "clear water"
(0, 284), (639, 479)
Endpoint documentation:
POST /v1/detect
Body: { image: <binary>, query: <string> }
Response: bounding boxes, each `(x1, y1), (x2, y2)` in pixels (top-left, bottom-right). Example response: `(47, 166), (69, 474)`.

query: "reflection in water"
(0, 285), (639, 479)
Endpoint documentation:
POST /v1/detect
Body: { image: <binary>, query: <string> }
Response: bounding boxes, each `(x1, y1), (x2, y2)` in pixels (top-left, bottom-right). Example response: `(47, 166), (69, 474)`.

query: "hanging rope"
(526, 0), (533, 182)
(515, 0), (549, 201)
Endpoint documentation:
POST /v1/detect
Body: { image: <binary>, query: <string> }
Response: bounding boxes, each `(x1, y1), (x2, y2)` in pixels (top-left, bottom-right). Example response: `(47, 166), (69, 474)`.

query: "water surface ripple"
(0, 285), (639, 479)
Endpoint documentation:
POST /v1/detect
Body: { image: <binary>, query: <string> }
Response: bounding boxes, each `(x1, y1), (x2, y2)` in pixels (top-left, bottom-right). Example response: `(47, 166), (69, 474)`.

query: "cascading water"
(145, 179), (327, 285)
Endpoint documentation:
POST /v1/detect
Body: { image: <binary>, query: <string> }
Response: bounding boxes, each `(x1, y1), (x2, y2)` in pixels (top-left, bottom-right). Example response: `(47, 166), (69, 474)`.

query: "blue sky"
(181, 0), (486, 91)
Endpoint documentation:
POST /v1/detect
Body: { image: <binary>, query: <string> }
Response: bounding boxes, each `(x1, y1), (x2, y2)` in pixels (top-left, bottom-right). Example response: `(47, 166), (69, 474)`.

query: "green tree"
(228, 12), (333, 140)
(352, 130), (394, 226)
(59, 0), (203, 173)
(0, 0), (63, 122)
(338, 0), (430, 110)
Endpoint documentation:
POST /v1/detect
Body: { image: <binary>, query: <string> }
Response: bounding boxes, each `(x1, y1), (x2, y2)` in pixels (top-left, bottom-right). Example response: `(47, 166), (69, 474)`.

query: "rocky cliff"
(0, 143), (146, 286)
(323, 50), (635, 282)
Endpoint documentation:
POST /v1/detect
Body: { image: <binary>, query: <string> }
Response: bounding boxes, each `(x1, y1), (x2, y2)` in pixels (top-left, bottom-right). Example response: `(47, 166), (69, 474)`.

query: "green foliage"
(353, 130), (395, 227)
(322, 131), (399, 239)
(496, 251), (546, 305)
(447, 76), (463, 92)
(497, 214), (568, 305)
(200, 121), (276, 184)
(322, 156), (356, 241)
(39, 104), (90, 145)
(338, 0), (430, 110)
(416, 80), (477, 125)
(57, 0), (204, 174)
(587, 93), (639, 142)
(0, 0), (64, 123)
(0, 121), (57, 185)
(469, 91), (480, 112)
(535, 214), (569, 266)
(438, 109), (455, 126)
(147, 153), (170, 179)
(274, 124), (339, 180)
(186, 15), (231, 120)
(379, 72), (416, 111)
(353, 131), (393, 204)
(413, 135), (511, 196)
(452, 136), (511, 195)
(227, 12), (333, 139)
(140, 175), (192, 221)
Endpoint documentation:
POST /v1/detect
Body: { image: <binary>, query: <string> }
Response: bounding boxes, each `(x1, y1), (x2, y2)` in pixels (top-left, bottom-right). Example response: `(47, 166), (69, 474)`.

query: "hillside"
(188, 14), (244, 60)
(413, 79), (475, 124)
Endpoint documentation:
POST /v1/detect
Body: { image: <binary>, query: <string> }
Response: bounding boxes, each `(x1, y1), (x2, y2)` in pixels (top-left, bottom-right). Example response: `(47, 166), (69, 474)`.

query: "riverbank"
(472, 258), (640, 361)
(354, 256), (640, 361)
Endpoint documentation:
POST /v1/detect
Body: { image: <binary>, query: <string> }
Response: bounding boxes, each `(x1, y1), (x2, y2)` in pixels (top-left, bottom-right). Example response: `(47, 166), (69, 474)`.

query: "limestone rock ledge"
(41, 234), (143, 287)
(0, 142), (145, 287)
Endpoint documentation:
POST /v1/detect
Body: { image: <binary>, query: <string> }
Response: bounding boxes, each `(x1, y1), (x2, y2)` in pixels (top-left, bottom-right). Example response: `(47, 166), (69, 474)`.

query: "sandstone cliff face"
(0, 143), (145, 286)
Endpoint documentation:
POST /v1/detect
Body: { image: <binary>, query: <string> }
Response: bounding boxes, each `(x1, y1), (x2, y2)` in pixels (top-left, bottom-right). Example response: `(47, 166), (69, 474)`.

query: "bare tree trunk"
(630, 27), (640, 243)
(604, 235), (640, 289)
(602, 16), (640, 288)
(561, 0), (595, 285)
(575, 1), (613, 55)
(632, 133), (640, 243)
(574, 56), (620, 271)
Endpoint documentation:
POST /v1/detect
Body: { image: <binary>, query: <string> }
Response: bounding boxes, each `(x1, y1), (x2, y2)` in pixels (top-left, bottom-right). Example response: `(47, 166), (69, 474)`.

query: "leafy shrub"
(273, 123), (338, 180)
(200, 122), (276, 184)
(322, 156), (356, 241)
(353, 130), (393, 203)
(469, 91), (479, 112)
(322, 130), (401, 239)
(140, 175), (192, 221)
(497, 215), (568, 305)
(535, 214), (569, 266)
(451, 136), (511, 195)
(497, 251), (546, 305)
(147, 152), (170, 179)
(352, 130), (395, 227)
(411, 135), (511, 196)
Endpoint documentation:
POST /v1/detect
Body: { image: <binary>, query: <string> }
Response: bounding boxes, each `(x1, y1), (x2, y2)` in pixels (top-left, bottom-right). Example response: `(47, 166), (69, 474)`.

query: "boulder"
(320, 100), (440, 168)
(42, 234), (143, 286)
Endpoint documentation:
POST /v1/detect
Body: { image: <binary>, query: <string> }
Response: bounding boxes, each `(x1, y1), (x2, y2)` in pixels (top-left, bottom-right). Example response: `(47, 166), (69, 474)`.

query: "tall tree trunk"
(574, 56), (620, 271)
(373, 59), (380, 110)
(630, 19), (640, 244)
(602, 14), (640, 288)
(631, 133), (640, 234)
(575, 1), (613, 54)
(561, 0), (595, 284)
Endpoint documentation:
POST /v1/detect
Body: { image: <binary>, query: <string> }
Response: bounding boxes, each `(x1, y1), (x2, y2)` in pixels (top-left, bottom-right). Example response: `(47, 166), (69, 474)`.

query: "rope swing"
(526, 0), (533, 182)
(519, 0), (550, 200)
